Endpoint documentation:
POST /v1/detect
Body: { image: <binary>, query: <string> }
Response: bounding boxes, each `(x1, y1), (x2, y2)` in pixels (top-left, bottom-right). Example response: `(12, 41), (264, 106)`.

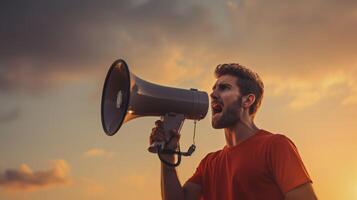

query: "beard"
(212, 97), (242, 129)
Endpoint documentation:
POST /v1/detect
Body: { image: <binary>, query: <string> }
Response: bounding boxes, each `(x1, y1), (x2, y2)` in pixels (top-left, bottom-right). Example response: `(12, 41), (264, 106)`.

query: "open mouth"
(211, 102), (223, 115)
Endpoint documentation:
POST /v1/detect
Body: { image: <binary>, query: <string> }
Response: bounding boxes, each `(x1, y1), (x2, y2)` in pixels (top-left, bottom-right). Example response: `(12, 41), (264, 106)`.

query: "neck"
(224, 117), (260, 147)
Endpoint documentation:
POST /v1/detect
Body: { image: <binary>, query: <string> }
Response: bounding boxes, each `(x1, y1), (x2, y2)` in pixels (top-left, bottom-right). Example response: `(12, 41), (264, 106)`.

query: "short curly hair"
(215, 63), (264, 116)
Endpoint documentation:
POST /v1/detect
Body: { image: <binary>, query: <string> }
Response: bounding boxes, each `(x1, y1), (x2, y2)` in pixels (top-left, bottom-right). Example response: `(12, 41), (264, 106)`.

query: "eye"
(218, 84), (230, 91)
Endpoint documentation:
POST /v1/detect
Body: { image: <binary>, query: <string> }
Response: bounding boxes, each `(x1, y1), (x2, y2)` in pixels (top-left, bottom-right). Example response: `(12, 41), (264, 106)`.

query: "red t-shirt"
(187, 130), (312, 200)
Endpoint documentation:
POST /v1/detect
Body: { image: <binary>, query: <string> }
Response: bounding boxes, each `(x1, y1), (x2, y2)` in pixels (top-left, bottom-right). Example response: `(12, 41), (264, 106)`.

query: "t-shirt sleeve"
(268, 134), (312, 194)
(186, 154), (209, 186)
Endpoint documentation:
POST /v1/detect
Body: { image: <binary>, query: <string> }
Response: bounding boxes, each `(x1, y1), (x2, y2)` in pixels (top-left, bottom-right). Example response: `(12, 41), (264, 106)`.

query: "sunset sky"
(1, 0), (357, 199)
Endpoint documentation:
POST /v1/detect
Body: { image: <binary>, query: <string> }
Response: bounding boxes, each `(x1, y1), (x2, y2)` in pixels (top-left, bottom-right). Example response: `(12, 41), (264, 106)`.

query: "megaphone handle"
(148, 113), (185, 153)
(162, 113), (185, 141)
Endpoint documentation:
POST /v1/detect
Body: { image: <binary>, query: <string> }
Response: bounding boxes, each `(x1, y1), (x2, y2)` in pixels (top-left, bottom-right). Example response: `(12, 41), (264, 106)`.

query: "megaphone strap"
(157, 144), (196, 167)
(158, 144), (196, 156)
(157, 145), (182, 167)
(157, 120), (198, 167)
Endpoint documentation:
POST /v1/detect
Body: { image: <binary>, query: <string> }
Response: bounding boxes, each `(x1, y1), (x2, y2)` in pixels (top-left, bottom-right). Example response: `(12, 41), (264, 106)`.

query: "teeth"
(212, 106), (222, 114)
(211, 102), (223, 114)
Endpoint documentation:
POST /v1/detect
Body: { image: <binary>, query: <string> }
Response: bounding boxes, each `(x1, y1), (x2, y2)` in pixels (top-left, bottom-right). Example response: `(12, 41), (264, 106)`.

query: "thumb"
(165, 129), (180, 149)
(169, 129), (180, 139)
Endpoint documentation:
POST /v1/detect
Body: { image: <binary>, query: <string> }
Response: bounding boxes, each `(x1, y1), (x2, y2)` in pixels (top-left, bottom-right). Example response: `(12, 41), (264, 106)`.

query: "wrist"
(160, 154), (178, 168)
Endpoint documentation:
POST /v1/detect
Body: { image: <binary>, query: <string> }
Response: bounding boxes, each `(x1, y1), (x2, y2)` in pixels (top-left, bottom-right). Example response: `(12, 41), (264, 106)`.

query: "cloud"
(79, 177), (106, 196)
(264, 69), (357, 109)
(120, 174), (147, 188)
(0, 160), (71, 192)
(1, 0), (357, 106)
(222, 0), (357, 72)
(84, 148), (114, 158)
(0, 0), (217, 93)
(342, 93), (357, 106)
(0, 108), (20, 124)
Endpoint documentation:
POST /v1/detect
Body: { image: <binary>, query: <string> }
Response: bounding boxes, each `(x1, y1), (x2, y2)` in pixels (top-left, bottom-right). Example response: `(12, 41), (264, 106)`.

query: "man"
(150, 63), (317, 200)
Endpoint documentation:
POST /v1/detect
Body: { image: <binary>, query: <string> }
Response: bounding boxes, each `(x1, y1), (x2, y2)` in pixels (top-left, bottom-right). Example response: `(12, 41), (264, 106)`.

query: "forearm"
(161, 156), (185, 200)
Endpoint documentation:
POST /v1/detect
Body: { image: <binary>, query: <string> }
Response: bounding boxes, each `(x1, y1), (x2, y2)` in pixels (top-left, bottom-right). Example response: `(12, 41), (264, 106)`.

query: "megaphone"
(101, 59), (209, 155)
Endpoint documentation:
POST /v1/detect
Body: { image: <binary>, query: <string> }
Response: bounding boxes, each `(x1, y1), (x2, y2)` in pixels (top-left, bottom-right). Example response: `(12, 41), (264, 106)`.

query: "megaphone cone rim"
(101, 59), (131, 136)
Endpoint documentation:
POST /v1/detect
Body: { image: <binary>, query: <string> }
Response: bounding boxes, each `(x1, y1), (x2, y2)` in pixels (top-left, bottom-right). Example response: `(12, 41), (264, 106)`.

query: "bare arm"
(160, 160), (202, 200)
(160, 158), (202, 200)
(160, 155), (184, 200)
(285, 183), (318, 200)
(183, 181), (202, 200)
(151, 120), (201, 200)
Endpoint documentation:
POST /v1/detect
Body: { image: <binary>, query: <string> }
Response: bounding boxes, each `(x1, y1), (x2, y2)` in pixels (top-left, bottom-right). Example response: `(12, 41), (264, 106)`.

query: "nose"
(210, 89), (218, 100)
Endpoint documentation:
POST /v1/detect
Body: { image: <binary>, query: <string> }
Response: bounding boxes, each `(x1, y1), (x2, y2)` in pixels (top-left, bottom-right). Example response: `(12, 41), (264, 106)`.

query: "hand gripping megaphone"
(101, 59), (209, 166)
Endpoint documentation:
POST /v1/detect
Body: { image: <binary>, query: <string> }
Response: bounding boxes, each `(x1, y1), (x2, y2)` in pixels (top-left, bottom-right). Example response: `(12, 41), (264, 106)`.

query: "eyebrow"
(212, 82), (232, 90)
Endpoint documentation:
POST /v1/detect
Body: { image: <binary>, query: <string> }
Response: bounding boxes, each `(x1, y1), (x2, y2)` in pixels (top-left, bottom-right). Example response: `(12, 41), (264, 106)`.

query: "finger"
(171, 134), (180, 142)
(170, 129), (180, 137)
(155, 120), (163, 128)
(150, 136), (162, 144)
(151, 127), (164, 135)
(166, 136), (180, 150)
(151, 127), (158, 134)
(166, 132), (180, 144)
(150, 134), (165, 144)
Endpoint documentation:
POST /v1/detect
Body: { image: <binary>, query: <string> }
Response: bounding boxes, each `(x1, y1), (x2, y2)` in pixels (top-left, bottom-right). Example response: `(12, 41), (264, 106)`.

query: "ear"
(241, 94), (256, 109)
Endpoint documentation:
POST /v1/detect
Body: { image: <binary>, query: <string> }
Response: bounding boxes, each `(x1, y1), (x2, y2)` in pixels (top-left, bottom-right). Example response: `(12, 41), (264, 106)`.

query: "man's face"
(210, 74), (242, 129)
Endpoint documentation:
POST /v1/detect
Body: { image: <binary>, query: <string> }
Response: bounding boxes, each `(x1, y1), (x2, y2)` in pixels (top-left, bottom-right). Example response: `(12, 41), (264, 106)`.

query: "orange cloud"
(264, 69), (357, 109)
(0, 160), (71, 192)
(84, 148), (114, 158)
(121, 174), (147, 188)
(79, 177), (106, 197)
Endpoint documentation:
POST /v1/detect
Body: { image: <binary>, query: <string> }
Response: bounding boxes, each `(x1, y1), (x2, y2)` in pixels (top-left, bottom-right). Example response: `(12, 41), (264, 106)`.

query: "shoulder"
(261, 131), (304, 164)
(197, 148), (224, 168)
(270, 134), (297, 150)
(255, 130), (300, 157)
(260, 130), (296, 147)
(202, 148), (223, 162)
